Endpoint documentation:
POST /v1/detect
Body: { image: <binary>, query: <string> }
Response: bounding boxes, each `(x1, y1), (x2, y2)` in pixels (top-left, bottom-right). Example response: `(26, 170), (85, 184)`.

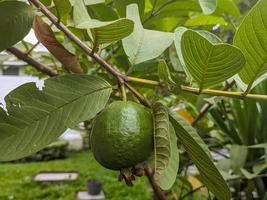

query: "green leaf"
(169, 110), (230, 200)
(158, 60), (175, 85)
(153, 103), (171, 181)
(156, 123), (179, 190)
(174, 27), (222, 78)
(69, 0), (104, 5)
(73, 0), (134, 45)
(0, 75), (112, 161)
(0, 1), (35, 52)
(181, 30), (245, 89)
(185, 14), (227, 26)
(122, 4), (174, 65)
(234, 0), (267, 88)
(216, 0), (240, 18)
(77, 19), (134, 45)
(199, 0), (217, 14)
(230, 145), (248, 172)
(150, 1), (201, 19)
(53, 0), (72, 17)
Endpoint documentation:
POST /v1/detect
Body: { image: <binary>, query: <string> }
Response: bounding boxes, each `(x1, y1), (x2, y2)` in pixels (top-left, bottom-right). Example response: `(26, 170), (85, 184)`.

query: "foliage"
(0, 0), (267, 199)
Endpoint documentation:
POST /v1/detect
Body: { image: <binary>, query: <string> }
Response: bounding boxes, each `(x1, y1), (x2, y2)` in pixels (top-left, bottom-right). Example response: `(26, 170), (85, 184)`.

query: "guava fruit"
(90, 101), (154, 170)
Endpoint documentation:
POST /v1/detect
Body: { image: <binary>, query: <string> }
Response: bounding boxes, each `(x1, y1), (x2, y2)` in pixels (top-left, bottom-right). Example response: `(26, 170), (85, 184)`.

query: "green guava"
(90, 101), (154, 170)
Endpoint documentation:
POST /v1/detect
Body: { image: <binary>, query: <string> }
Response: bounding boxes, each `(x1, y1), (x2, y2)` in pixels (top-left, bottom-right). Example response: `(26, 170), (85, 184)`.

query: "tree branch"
(191, 80), (235, 127)
(28, 0), (124, 84)
(16, 1), (166, 199)
(7, 47), (58, 77)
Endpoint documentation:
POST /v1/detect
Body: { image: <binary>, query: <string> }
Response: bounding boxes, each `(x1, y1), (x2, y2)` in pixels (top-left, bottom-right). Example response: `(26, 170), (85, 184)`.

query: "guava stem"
(144, 166), (167, 200)
(121, 85), (127, 102)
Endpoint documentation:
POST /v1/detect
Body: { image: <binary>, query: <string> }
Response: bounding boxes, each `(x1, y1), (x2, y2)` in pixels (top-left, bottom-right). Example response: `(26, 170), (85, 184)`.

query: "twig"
(124, 83), (151, 107)
(142, 0), (176, 24)
(191, 80), (235, 127)
(26, 41), (40, 55)
(144, 166), (167, 200)
(180, 185), (204, 200)
(181, 85), (267, 101)
(7, 47), (58, 77)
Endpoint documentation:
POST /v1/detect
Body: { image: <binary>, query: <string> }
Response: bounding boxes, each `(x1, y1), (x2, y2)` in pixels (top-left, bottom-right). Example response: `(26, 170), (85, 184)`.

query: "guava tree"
(0, 0), (266, 199)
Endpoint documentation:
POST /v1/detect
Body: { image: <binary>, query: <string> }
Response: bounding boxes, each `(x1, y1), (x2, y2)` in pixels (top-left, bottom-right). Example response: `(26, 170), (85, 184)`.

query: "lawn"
(0, 151), (152, 200)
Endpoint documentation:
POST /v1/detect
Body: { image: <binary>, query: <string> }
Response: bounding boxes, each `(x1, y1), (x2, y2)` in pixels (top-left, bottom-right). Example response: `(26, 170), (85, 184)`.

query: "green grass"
(0, 151), (152, 200)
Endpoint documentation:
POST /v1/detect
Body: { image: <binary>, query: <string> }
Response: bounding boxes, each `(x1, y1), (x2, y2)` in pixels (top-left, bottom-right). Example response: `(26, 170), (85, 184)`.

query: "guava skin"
(90, 101), (154, 170)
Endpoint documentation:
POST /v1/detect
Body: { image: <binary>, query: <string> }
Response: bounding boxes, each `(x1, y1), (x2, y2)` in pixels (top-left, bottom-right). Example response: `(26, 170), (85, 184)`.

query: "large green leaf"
(153, 103), (171, 182)
(174, 27), (222, 78)
(181, 30), (245, 89)
(156, 123), (179, 190)
(199, 0), (217, 14)
(234, 0), (267, 88)
(0, 75), (112, 161)
(0, 1), (35, 52)
(169, 110), (230, 200)
(122, 4), (174, 65)
(73, 0), (134, 45)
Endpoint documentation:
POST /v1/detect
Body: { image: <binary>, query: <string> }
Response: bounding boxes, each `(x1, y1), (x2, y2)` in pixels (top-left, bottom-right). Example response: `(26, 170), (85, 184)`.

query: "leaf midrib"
(6, 86), (111, 135)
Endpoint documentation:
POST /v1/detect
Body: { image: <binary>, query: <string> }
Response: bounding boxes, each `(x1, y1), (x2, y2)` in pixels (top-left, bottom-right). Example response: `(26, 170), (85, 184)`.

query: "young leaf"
(181, 30), (245, 89)
(0, 1), (35, 52)
(77, 19), (134, 45)
(234, 0), (267, 89)
(199, 0), (217, 14)
(33, 16), (84, 74)
(158, 60), (175, 85)
(73, 0), (134, 46)
(122, 4), (174, 65)
(156, 123), (179, 191)
(169, 110), (230, 200)
(0, 75), (112, 161)
(153, 102), (171, 180)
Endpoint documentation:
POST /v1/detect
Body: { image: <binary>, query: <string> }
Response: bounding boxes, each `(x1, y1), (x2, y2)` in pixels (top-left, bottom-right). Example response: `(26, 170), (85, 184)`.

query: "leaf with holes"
(156, 123), (179, 190)
(181, 30), (245, 89)
(153, 102), (171, 184)
(122, 4), (174, 65)
(0, 75), (112, 161)
(234, 0), (267, 89)
(199, 0), (217, 14)
(169, 110), (230, 200)
(0, 1), (34, 52)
